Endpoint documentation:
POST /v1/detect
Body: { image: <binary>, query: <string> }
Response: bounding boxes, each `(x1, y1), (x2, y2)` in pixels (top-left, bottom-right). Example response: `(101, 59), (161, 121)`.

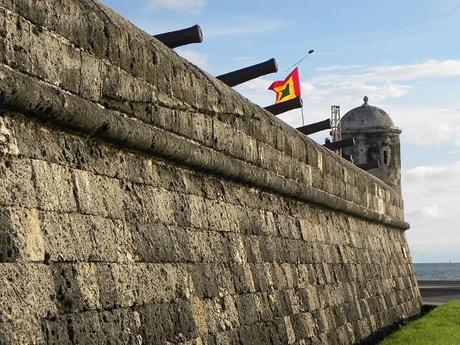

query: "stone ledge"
(0, 64), (409, 230)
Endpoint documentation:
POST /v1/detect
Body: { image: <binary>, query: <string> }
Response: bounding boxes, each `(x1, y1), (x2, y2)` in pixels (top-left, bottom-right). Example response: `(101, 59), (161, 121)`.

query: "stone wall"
(0, 1), (421, 344)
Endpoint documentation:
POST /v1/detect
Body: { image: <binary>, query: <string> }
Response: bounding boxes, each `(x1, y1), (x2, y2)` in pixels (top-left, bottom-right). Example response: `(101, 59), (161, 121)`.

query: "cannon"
(154, 25), (203, 49)
(297, 119), (331, 135)
(264, 97), (303, 116)
(357, 160), (380, 171)
(323, 137), (355, 151)
(217, 58), (278, 87)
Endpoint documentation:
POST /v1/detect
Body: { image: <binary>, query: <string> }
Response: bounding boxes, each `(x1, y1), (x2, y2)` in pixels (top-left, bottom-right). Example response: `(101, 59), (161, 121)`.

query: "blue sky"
(101, 0), (460, 262)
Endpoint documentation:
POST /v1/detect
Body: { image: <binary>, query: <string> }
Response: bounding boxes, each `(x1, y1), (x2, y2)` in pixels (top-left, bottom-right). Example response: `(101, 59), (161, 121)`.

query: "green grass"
(380, 300), (460, 345)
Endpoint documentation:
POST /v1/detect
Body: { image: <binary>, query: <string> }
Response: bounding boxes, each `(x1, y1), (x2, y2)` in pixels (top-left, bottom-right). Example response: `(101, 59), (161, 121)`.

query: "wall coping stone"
(0, 64), (410, 230)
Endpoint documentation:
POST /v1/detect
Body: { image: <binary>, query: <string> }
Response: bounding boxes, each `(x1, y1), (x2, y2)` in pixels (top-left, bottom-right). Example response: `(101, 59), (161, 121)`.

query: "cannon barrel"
(154, 25), (203, 49)
(323, 137), (355, 151)
(264, 97), (303, 116)
(357, 160), (380, 171)
(217, 58), (278, 87)
(297, 119), (331, 135)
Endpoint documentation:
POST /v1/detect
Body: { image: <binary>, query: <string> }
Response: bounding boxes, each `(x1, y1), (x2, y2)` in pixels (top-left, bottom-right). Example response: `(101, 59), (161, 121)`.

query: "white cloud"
(176, 49), (210, 71)
(316, 64), (366, 73)
(403, 161), (460, 262)
(402, 161), (460, 219)
(407, 205), (441, 219)
(355, 59), (460, 82)
(447, 148), (460, 154)
(404, 161), (460, 181)
(148, 0), (206, 12)
(233, 56), (257, 63)
(234, 77), (275, 107)
(437, 0), (460, 13)
(305, 59), (460, 105)
(388, 106), (460, 147)
(206, 18), (283, 37)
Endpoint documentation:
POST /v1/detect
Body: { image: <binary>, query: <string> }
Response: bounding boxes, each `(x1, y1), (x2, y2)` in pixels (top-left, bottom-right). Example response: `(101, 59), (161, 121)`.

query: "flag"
(268, 67), (301, 104)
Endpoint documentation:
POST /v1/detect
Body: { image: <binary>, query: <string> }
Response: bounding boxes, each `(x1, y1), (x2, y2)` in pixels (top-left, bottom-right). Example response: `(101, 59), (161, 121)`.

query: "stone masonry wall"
(0, 1), (420, 344)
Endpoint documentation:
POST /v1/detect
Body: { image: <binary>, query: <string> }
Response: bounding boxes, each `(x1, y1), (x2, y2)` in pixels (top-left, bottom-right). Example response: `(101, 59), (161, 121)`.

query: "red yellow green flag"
(268, 67), (301, 104)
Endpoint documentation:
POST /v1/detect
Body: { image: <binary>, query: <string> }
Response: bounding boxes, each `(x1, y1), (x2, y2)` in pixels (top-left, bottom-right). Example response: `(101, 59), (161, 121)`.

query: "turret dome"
(340, 96), (402, 191)
(341, 96), (397, 133)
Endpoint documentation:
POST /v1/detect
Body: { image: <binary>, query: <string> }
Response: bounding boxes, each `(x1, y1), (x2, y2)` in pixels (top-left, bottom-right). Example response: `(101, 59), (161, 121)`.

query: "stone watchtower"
(341, 96), (402, 192)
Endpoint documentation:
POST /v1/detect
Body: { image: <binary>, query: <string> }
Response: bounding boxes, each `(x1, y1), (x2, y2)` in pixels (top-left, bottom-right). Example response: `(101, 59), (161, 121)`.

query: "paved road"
(418, 280), (460, 304)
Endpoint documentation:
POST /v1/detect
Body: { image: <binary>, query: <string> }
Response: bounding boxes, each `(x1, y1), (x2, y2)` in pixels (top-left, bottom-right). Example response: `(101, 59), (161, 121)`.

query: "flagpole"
(301, 105), (305, 126)
(283, 49), (314, 72)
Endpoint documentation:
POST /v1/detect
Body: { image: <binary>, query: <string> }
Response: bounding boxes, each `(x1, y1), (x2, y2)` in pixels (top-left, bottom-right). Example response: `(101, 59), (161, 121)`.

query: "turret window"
(382, 147), (391, 165)
(383, 150), (389, 165)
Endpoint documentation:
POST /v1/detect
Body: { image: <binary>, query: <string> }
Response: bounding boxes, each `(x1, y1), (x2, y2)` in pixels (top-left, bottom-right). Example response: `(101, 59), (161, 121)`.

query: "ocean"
(414, 263), (460, 280)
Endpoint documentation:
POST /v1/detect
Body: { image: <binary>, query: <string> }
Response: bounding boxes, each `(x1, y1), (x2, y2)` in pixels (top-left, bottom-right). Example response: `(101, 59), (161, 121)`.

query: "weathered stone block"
(51, 263), (101, 313)
(41, 212), (134, 263)
(73, 169), (125, 218)
(96, 263), (137, 309)
(291, 312), (315, 340)
(0, 207), (44, 262)
(230, 263), (256, 294)
(124, 184), (176, 224)
(210, 330), (239, 345)
(136, 263), (192, 304)
(42, 316), (73, 345)
(32, 160), (78, 212)
(30, 27), (82, 93)
(0, 263), (55, 344)
(0, 7), (32, 75)
(238, 323), (272, 345)
(0, 156), (36, 208)
(80, 52), (103, 101)
(138, 301), (199, 344)
(132, 223), (187, 263)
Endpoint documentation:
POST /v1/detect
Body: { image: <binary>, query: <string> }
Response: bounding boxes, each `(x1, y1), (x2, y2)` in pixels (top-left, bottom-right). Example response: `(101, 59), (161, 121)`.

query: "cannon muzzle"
(154, 25), (203, 49)
(323, 137), (355, 151)
(217, 58), (278, 87)
(264, 97), (303, 116)
(357, 160), (380, 171)
(297, 119), (331, 135)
